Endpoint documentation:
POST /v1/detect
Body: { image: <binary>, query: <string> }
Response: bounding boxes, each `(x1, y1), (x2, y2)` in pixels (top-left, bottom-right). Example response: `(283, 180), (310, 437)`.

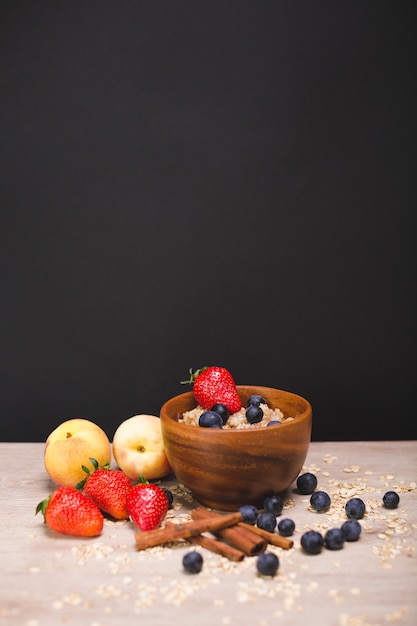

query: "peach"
(112, 414), (171, 481)
(44, 418), (111, 487)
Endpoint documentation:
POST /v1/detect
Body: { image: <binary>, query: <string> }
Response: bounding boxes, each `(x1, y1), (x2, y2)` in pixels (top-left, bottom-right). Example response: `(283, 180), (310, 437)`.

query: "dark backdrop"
(1, 1), (415, 442)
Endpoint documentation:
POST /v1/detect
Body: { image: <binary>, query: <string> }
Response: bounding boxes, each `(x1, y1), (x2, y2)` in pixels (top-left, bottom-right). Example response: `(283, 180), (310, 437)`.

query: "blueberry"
(266, 420), (281, 427)
(248, 394), (266, 407)
(310, 490), (331, 512)
(300, 530), (324, 554)
(198, 411), (223, 428)
(257, 512), (277, 533)
(263, 494), (283, 516)
(239, 504), (259, 524)
(161, 487), (174, 509)
(324, 528), (345, 550)
(277, 518), (295, 537)
(210, 403), (230, 424)
(296, 472), (318, 495)
(383, 491), (400, 509)
(245, 405), (264, 424)
(182, 551), (203, 574)
(256, 552), (279, 576)
(341, 519), (362, 542)
(345, 497), (366, 520)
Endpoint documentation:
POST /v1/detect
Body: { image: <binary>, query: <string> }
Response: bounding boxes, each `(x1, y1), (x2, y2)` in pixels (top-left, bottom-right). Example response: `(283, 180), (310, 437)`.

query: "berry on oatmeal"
(181, 366), (242, 414)
(246, 404), (264, 424)
(198, 410), (224, 428)
(210, 403), (230, 424)
(248, 394), (266, 407)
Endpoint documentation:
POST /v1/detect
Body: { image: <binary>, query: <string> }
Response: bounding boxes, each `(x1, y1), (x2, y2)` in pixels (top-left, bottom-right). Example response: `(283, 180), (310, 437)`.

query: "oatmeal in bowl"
(180, 402), (292, 429)
(160, 384), (312, 511)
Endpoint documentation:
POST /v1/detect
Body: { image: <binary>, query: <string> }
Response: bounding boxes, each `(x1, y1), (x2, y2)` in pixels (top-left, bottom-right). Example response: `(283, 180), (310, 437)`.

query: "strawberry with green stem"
(181, 366), (242, 414)
(76, 458), (133, 520)
(126, 475), (169, 531)
(36, 486), (104, 537)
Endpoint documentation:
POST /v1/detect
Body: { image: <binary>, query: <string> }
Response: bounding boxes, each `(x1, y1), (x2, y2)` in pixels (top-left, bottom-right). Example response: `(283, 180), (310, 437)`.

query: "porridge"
(180, 404), (293, 430)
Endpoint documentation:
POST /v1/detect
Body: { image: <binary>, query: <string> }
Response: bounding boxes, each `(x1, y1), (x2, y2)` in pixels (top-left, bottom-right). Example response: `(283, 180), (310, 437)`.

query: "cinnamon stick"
(135, 511), (242, 550)
(187, 536), (245, 561)
(191, 508), (267, 556)
(163, 521), (245, 561)
(189, 535), (245, 561)
(238, 521), (294, 550)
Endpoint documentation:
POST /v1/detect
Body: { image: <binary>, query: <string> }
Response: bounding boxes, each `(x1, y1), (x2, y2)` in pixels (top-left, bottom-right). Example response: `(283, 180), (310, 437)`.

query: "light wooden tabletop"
(1, 440), (416, 626)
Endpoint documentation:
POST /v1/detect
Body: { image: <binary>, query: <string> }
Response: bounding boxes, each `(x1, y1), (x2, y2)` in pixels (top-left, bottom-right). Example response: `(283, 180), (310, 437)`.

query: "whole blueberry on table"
(239, 504), (259, 524)
(324, 528), (345, 550)
(257, 512), (277, 533)
(245, 405), (264, 424)
(382, 491), (400, 509)
(198, 411), (223, 428)
(182, 551), (203, 574)
(310, 490), (331, 512)
(300, 530), (324, 554)
(210, 403), (230, 424)
(263, 494), (283, 516)
(247, 394), (266, 407)
(296, 472), (318, 495)
(341, 519), (362, 542)
(345, 497), (366, 520)
(277, 518), (295, 537)
(256, 552), (279, 576)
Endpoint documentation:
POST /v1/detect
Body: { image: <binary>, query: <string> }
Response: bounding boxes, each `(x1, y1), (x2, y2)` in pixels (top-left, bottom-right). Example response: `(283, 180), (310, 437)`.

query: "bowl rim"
(160, 385), (312, 434)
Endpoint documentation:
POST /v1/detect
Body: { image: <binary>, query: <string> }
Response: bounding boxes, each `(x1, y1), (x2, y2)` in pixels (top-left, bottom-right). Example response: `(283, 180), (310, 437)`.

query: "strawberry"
(126, 476), (169, 531)
(182, 366), (242, 414)
(76, 459), (133, 520)
(36, 486), (104, 537)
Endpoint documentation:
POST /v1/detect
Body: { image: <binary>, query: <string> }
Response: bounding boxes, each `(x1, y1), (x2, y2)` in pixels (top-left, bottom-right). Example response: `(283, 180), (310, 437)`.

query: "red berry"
(183, 366), (242, 414)
(83, 468), (133, 520)
(126, 480), (169, 531)
(36, 486), (104, 537)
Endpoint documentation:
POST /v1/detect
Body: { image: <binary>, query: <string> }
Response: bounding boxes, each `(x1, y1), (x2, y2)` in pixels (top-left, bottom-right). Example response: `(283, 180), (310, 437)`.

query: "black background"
(1, 1), (415, 442)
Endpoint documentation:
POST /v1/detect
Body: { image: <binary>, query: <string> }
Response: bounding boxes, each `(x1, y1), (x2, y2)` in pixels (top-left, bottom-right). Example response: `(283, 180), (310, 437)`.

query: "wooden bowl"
(160, 385), (312, 511)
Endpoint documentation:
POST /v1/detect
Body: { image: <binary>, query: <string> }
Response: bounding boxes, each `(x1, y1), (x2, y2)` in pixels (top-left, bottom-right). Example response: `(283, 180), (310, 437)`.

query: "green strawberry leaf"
(89, 457), (99, 470)
(180, 367), (208, 385)
(75, 458), (110, 490)
(35, 494), (51, 517)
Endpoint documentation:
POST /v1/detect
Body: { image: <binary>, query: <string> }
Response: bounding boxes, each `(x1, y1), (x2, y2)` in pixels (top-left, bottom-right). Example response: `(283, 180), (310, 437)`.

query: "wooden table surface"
(1, 441), (416, 626)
